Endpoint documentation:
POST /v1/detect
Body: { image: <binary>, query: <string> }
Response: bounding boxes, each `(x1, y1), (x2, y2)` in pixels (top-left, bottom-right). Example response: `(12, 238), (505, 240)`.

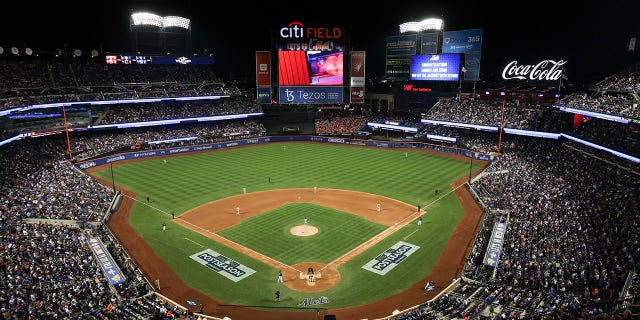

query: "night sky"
(2, 1), (639, 85)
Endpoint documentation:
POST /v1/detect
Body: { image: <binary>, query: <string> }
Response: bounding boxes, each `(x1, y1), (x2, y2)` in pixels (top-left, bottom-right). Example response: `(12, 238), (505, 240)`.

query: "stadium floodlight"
(0, 46), (4, 55)
(419, 18), (443, 31)
(25, 48), (33, 56)
(399, 18), (443, 33)
(130, 12), (190, 29)
(73, 49), (82, 57)
(91, 50), (99, 57)
(163, 16), (190, 29)
(11, 47), (18, 55)
(399, 22), (422, 33)
(131, 12), (163, 28)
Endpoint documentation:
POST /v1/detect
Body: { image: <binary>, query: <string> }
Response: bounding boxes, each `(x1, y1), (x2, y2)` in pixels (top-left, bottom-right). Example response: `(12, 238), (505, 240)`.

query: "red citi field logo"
(280, 21), (342, 39)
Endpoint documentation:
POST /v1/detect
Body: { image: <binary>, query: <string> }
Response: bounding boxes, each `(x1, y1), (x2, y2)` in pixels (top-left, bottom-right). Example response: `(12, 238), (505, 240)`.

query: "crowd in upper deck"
(1, 53), (640, 319)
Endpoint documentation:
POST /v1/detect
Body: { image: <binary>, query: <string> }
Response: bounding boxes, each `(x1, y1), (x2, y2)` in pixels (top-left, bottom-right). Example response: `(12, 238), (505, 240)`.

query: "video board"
(105, 55), (215, 65)
(274, 21), (346, 104)
(410, 54), (461, 81)
(278, 50), (344, 86)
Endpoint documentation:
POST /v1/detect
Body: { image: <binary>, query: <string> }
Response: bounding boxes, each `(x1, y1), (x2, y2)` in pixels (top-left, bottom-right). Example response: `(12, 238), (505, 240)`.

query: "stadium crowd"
(1, 52), (640, 320)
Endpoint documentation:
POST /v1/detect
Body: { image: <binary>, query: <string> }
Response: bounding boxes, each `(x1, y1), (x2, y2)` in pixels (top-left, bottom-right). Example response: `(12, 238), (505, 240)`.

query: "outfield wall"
(74, 135), (494, 170)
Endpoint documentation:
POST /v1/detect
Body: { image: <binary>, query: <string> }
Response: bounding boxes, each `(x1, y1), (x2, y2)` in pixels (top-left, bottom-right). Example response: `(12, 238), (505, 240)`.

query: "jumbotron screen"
(278, 50), (344, 86)
(410, 54), (461, 81)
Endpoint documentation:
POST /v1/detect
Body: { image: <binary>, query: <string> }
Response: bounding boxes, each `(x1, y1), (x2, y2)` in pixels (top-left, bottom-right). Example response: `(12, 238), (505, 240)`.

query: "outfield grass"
(92, 142), (480, 309)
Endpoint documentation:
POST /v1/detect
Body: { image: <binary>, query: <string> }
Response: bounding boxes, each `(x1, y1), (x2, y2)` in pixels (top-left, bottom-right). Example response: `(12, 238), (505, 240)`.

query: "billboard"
(350, 51), (366, 104)
(386, 34), (418, 57)
(410, 54), (461, 81)
(274, 21), (346, 104)
(105, 55), (215, 65)
(278, 50), (344, 86)
(255, 51), (272, 103)
(255, 51), (271, 86)
(278, 86), (343, 104)
(420, 32), (439, 54)
(385, 56), (412, 80)
(463, 52), (481, 81)
(442, 29), (483, 53)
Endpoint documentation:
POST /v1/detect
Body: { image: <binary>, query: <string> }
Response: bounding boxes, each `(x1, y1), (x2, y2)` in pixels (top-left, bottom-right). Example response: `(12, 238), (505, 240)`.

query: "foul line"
(319, 182), (467, 274)
(176, 218), (304, 274)
(122, 193), (173, 219)
(404, 229), (419, 240)
(184, 237), (204, 247)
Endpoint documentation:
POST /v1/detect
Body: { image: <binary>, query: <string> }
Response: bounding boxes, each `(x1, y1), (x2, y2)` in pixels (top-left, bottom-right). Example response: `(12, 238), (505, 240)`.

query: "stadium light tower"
(398, 18), (444, 57)
(130, 11), (192, 55)
(399, 18), (443, 33)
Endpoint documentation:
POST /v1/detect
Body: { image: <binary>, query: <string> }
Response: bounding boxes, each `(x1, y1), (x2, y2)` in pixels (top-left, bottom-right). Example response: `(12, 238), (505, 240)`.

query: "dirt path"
(175, 188), (420, 293)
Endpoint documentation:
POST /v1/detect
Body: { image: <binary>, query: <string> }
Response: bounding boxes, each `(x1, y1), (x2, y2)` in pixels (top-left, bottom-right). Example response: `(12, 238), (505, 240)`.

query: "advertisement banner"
(442, 29), (483, 53)
(420, 32), (439, 54)
(385, 56), (412, 80)
(87, 237), (126, 285)
(190, 249), (255, 282)
(278, 86), (343, 104)
(350, 51), (366, 104)
(256, 86), (272, 104)
(255, 51), (271, 87)
(362, 241), (420, 275)
(483, 222), (506, 267)
(464, 53), (481, 81)
(386, 34), (418, 57)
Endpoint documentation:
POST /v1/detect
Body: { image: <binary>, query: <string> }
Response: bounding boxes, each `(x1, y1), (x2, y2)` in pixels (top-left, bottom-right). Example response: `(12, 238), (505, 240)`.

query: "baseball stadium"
(1, 8), (640, 320)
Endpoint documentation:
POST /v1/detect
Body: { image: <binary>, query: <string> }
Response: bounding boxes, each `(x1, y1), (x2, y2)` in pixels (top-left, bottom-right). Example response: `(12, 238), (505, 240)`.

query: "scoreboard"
(105, 55), (215, 65)
(105, 55), (152, 64)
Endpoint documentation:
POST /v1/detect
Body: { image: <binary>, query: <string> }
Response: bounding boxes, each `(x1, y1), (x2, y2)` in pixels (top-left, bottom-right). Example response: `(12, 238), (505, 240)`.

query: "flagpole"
(459, 66), (466, 100)
(473, 68), (478, 99)
(458, 73), (462, 100)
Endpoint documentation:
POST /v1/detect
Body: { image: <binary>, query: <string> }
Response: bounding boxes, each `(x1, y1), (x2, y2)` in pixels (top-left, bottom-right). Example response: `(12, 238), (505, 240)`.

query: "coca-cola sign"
(501, 59), (566, 81)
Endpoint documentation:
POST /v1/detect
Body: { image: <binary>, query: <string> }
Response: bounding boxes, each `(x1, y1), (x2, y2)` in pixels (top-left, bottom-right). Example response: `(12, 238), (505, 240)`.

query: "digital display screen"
(105, 55), (151, 65)
(105, 55), (215, 65)
(278, 50), (343, 86)
(307, 50), (343, 85)
(410, 54), (461, 81)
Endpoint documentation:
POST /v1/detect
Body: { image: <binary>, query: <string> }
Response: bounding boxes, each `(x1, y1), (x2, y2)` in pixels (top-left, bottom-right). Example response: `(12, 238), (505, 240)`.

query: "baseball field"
(89, 141), (486, 320)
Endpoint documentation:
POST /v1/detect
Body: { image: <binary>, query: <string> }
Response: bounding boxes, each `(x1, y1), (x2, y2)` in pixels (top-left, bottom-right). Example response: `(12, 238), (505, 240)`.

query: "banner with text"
(87, 237), (126, 285)
(190, 249), (256, 282)
(386, 34), (418, 57)
(350, 51), (366, 104)
(442, 29), (483, 53)
(362, 241), (420, 275)
(278, 86), (343, 104)
(483, 222), (506, 267)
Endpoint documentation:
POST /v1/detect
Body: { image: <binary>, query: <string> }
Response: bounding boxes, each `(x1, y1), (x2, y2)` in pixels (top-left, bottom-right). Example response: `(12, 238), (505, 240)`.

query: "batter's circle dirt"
(95, 145), (488, 320)
(290, 225), (318, 236)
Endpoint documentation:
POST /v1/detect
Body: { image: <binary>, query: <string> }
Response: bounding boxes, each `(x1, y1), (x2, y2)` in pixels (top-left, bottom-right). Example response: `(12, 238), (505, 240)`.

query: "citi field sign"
(501, 59), (566, 81)
(280, 21), (342, 40)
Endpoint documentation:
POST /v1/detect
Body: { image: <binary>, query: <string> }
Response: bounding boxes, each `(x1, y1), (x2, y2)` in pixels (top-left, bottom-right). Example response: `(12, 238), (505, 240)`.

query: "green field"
(92, 142), (479, 309)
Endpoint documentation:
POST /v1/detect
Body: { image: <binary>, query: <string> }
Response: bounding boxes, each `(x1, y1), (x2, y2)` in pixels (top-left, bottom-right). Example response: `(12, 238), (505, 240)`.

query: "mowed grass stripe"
(90, 142), (482, 308)
(218, 203), (386, 264)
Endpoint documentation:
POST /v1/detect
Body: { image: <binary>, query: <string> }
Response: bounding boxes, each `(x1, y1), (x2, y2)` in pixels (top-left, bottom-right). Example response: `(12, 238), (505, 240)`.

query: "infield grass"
(92, 142), (480, 309)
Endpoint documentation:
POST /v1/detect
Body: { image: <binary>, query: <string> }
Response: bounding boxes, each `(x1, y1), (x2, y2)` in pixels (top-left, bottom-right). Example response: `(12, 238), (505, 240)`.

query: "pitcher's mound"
(290, 225), (318, 236)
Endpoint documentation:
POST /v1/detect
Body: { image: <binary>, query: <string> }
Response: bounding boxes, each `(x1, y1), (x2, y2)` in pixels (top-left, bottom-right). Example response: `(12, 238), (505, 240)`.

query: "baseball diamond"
(89, 141), (488, 320)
